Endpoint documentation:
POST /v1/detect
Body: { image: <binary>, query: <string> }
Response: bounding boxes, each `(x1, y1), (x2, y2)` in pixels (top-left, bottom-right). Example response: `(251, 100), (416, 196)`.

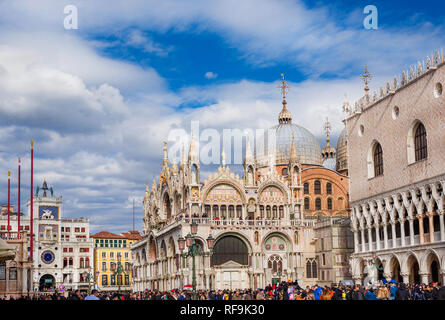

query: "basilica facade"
(131, 81), (352, 291)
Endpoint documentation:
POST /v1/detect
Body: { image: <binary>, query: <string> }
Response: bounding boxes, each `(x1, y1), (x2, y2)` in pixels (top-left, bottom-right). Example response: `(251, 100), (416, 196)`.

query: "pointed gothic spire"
(151, 176), (157, 192)
(162, 141), (170, 166)
(144, 184), (150, 202)
(172, 155), (178, 173)
(322, 117), (336, 159)
(289, 134), (298, 163)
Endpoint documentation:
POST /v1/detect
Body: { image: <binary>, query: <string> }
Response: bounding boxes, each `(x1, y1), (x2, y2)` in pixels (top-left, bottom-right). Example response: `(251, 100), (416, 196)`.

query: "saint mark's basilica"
(131, 76), (353, 291)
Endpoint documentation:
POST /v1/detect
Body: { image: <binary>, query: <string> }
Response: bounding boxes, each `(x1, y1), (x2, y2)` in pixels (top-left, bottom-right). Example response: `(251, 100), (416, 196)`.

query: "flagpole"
(30, 140), (34, 260)
(7, 171), (10, 237)
(18, 157), (21, 238)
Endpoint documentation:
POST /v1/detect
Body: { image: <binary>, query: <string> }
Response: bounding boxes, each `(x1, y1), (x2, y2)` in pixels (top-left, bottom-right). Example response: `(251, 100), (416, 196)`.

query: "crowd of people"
(2, 280), (445, 301)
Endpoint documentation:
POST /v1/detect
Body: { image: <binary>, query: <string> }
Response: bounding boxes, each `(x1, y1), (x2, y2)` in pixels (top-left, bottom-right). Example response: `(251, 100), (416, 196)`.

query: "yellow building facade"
(91, 231), (142, 291)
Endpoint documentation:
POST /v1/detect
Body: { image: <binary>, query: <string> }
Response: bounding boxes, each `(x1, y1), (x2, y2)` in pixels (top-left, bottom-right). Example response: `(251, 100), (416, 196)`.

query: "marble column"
(400, 218), (406, 247)
(439, 210), (445, 241)
(391, 222), (397, 248)
(383, 223), (389, 249)
(360, 228), (366, 252)
(428, 213), (434, 243)
(368, 227), (373, 251)
(375, 223), (381, 250)
(420, 272), (429, 285)
(419, 215), (425, 245)
(409, 217), (415, 245)
(353, 230), (359, 253)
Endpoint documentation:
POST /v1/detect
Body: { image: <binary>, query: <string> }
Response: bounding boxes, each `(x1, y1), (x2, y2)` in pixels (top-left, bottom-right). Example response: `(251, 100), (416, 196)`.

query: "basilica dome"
(336, 127), (348, 173)
(257, 99), (322, 166)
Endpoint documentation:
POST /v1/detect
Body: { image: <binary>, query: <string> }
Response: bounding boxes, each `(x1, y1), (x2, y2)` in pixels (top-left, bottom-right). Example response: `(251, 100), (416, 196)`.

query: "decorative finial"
(18, 157), (21, 164)
(361, 65), (372, 95)
(277, 73), (290, 101)
(277, 73), (292, 124)
(31, 140), (34, 148)
(8, 171), (10, 177)
(221, 149), (226, 167)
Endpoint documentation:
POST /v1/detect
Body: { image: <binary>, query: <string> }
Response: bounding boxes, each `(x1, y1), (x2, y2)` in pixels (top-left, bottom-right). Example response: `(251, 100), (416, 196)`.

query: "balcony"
(161, 215), (316, 230)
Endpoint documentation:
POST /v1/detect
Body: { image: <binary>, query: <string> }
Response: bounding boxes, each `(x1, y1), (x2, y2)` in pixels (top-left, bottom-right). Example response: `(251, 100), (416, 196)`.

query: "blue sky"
(0, 0), (444, 233)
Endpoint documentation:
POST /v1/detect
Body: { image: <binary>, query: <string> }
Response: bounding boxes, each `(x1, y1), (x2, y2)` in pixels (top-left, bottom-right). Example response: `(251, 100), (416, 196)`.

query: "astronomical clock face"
(41, 250), (55, 264)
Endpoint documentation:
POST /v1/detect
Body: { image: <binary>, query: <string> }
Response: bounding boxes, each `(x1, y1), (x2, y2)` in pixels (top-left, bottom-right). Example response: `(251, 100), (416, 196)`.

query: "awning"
(0, 238), (16, 262)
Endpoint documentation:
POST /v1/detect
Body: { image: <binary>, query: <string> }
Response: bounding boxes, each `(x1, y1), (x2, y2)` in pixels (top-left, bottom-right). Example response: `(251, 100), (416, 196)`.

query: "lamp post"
(177, 222), (214, 300)
(84, 268), (98, 294)
(113, 255), (126, 294)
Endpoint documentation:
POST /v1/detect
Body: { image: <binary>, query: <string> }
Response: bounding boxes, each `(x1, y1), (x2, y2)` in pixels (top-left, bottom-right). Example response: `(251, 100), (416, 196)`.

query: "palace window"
(125, 275), (130, 285)
(373, 143), (383, 177)
(9, 268), (17, 281)
(306, 259), (317, 278)
(102, 275), (108, 286)
(414, 122), (427, 161)
(102, 262), (107, 271)
(281, 168), (288, 176)
(314, 180), (321, 194)
(111, 275), (116, 285)
(327, 198), (333, 210)
(315, 198), (322, 210)
(303, 182), (309, 194)
(304, 198), (310, 210)
(326, 183), (332, 194)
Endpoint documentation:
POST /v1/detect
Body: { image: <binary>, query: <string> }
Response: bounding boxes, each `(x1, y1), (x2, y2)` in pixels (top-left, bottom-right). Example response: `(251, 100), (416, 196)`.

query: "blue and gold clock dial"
(41, 250), (55, 264)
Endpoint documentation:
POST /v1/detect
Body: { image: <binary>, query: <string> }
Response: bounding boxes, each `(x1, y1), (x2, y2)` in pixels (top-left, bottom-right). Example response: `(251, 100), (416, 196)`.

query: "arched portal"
(211, 235), (248, 266)
(424, 252), (441, 283)
(39, 274), (55, 292)
(390, 257), (402, 283)
(407, 255), (420, 284)
(163, 193), (172, 220)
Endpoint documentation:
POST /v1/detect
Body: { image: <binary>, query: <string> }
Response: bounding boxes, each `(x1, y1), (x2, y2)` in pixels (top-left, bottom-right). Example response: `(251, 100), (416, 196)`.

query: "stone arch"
(257, 181), (289, 204)
(148, 236), (157, 262)
(421, 249), (441, 283)
(162, 192), (172, 220)
(387, 254), (403, 282)
(404, 253), (420, 284)
(160, 240), (167, 258)
(202, 180), (247, 204)
(211, 233), (251, 266)
(261, 231), (293, 252)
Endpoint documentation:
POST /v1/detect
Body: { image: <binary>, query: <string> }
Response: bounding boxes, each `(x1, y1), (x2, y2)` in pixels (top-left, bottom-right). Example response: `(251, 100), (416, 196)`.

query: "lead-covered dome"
(256, 98), (322, 166)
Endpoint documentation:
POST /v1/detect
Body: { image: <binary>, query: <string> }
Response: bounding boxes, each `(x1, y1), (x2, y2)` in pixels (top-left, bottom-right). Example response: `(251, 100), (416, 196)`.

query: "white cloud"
(0, 0), (442, 233)
(204, 71), (218, 79)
